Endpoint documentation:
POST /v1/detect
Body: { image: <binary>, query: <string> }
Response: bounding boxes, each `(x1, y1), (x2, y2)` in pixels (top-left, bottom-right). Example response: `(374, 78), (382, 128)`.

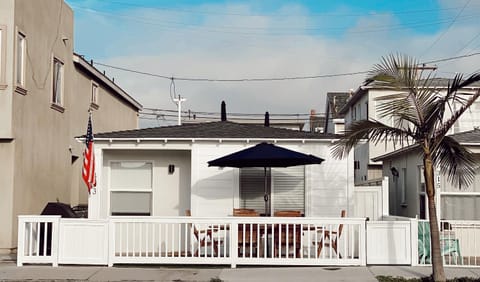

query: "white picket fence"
(417, 219), (480, 267)
(17, 216), (366, 268)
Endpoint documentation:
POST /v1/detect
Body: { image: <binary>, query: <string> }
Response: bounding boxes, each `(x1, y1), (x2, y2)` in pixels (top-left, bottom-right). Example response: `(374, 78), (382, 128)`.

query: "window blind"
(239, 166), (305, 214)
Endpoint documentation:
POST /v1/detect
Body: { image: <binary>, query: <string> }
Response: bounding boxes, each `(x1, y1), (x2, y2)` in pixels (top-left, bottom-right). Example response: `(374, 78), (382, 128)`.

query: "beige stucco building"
(0, 0), (142, 254)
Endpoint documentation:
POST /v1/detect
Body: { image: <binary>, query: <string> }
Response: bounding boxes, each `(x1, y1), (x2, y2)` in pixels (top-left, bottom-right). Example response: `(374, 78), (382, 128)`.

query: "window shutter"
(239, 166), (305, 214)
(239, 168), (270, 212)
(272, 166), (305, 213)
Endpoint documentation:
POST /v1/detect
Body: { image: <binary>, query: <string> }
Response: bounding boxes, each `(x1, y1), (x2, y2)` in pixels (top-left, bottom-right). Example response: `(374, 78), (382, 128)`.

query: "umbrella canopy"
(208, 142), (324, 215)
(208, 142), (324, 168)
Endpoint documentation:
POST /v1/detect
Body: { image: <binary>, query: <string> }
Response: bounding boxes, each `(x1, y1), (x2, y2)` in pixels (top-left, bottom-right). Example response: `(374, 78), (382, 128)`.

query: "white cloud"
(70, 1), (480, 127)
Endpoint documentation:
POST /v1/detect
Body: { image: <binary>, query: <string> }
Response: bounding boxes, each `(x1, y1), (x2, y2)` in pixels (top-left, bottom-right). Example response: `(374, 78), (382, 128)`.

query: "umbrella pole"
(264, 167), (268, 216)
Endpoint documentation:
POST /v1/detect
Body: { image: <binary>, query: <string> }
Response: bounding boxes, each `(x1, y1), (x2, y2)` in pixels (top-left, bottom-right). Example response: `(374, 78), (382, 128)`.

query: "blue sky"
(65, 0), (480, 126)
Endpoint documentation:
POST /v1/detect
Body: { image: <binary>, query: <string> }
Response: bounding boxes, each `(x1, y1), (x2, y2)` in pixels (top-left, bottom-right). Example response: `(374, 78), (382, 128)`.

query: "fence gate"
(366, 221), (412, 265)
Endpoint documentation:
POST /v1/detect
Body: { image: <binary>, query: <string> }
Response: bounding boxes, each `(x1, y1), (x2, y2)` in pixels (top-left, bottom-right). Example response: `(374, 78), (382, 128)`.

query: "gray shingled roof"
(372, 129), (480, 161)
(451, 128), (480, 144)
(94, 121), (335, 140)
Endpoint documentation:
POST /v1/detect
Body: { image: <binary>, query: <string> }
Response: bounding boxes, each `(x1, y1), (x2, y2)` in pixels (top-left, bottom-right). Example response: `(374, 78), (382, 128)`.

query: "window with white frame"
(91, 81), (99, 106)
(110, 161), (153, 216)
(52, 58), (64, 106)
(440, 165), (480, 220)
(418, 166), (426, 219)
(16, 31), (26, 90)
(239, 166), (305, 215)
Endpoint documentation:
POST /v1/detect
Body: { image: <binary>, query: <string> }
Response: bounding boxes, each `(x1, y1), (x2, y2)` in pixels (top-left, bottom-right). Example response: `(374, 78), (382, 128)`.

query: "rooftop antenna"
(171, 78), (186, 126)
(173, 94), (187, 126)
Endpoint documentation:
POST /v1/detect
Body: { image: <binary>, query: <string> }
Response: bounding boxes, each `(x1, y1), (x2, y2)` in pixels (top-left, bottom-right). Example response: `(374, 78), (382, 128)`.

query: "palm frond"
(437, 87), (480, 138)
(432, 136), (476, 188)
(366, 53), (418, 90)
(331, 120), (411, 159)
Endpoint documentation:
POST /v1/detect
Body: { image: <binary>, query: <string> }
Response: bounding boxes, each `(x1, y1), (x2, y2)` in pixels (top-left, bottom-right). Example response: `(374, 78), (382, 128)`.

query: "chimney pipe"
(264, 111), (270, 127)
(221, 101), (227, 122)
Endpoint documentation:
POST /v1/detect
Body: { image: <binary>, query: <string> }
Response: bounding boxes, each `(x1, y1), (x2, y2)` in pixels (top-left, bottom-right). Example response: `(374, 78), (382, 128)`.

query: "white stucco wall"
(97, 149), (191, 218)
(91, 139), (354, 219)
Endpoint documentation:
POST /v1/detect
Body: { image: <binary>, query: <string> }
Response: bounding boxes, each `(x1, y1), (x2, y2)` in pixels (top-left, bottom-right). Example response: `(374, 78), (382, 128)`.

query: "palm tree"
(332, 54), (480, 282)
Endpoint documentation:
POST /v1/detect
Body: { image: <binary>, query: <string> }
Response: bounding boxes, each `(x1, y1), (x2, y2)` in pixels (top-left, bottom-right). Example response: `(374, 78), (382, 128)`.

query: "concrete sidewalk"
(1, 262), (480, 282)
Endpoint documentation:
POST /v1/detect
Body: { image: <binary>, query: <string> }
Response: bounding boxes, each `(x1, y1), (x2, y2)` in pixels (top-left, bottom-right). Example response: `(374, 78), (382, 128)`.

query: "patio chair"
(314, 210), (346, 258)
(233, 209), (260, 257)
(273, 210), (302, 258)
(185, 210), (223, 257)
(233, 208), (257, 216)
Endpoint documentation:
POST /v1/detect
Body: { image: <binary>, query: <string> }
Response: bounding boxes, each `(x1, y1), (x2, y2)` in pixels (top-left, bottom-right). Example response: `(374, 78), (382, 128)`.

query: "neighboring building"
(87, 121), (354, 219)
(339, 79), (480, 186)
(323, 92), (349, 134)
(0, 0), (142, 254)
(308, 109), (326, 133)
(373, 129), (480, 220)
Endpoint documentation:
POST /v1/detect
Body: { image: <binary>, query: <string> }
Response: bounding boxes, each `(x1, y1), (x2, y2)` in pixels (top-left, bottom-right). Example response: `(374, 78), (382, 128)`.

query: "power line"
(421, 51), (480, 64)
(140, 113), (314, 122)
(92, 52), (480, 83)
(421, 0), (471, 57)
(87, 0), (478, 18)
(455, 31), (480, 55)
(142, 107), (320, 117)
(71, 4), (480, 36)
(93, 61), (368, 81)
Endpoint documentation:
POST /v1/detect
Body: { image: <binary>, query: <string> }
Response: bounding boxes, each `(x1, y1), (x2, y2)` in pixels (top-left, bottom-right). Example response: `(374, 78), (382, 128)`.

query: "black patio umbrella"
(208, 142), (324, 215)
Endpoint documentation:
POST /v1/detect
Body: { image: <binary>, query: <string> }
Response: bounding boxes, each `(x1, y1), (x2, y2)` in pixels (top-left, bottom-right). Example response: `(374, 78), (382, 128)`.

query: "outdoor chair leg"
(317, 239), (324, 257)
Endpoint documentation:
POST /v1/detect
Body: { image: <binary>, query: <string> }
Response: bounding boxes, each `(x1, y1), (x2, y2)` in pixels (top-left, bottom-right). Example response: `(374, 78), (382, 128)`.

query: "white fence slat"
(18, 216), (367, 267)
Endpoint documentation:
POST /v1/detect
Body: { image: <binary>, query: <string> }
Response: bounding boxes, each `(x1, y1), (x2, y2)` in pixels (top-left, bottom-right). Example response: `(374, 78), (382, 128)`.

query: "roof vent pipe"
(264, 111), (270, 127)
(221, 101), (227, 122)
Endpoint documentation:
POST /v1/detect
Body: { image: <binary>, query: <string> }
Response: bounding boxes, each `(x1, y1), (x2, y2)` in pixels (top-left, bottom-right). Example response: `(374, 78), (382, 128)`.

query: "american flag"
(82, 114), (96, 194)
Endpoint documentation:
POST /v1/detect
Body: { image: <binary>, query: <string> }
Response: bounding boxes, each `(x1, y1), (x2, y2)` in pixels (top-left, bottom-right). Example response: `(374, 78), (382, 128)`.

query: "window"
(354, 161), (360, 170)
(110, 161), (153, 216)
(401, 168), (407, 205)
(0, 25), (6, 89)
(440, 165), (480, 220)
(52, 58), (64, 107)
(365, 102), (369, 119)
(418, 166), (427, 219)
(239, 166), (305, 214)
(15, 31), (26, 94)
(91, 81), (99, 108)
(441, 195), (480, 220)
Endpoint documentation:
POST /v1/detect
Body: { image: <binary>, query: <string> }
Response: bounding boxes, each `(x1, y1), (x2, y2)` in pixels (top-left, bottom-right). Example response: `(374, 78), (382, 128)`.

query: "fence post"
(16, 217), (26, 266)
(382, 176), (389, 217)
(108, 219), (115, 267)
(410, 218), (418, 266)
(360, 219), (367, 266)
(51, 217), (60, 267)
(230, 220), (238, 268)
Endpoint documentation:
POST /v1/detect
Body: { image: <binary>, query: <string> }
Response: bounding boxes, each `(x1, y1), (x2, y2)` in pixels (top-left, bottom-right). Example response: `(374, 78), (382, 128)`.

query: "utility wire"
(93, 61), (368, 81)
(142, 107), (321, 116)
(421, 0), (470, 57)
(455, 31), (480, 55)
(140, 113), (313, 121)
(88, 0), (478, 18)
(421, 51), (480, 65)
(71, 4), (479, 36)
(93, 52), (480, 83)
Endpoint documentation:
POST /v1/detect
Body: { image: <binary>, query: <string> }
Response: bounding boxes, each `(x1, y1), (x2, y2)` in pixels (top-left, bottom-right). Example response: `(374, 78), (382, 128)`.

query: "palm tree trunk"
(424, 156), (446, 282)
